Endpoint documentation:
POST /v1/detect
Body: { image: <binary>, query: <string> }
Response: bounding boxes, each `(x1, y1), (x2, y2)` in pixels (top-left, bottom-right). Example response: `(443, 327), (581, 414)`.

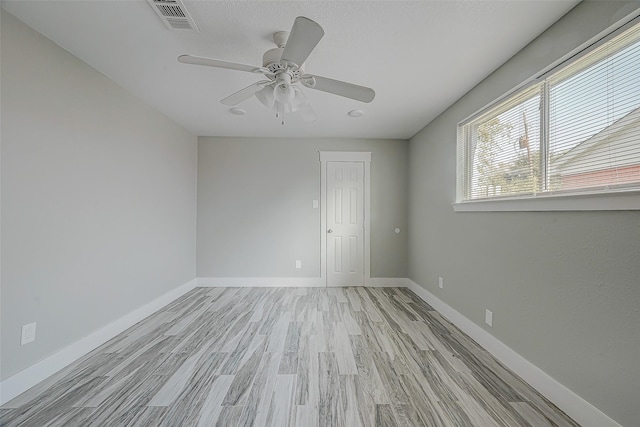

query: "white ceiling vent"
(147, 0), (199, 32)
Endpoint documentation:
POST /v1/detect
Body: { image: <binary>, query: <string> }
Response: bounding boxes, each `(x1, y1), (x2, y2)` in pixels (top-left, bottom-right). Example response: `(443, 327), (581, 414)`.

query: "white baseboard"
(196, 277), (324, 287)
(366, 277), (410, 287)
(0, 278), (197, 406)
(197, 277), (410, 288)
(406, 279), (621, 427)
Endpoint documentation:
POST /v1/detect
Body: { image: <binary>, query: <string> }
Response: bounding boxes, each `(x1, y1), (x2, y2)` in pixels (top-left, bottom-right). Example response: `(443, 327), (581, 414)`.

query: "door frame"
(319, 151), (371, 287)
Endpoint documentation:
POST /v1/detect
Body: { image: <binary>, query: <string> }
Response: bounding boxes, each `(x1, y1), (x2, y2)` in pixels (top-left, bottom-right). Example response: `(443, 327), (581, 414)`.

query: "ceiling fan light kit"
(178, 16), (375, 125)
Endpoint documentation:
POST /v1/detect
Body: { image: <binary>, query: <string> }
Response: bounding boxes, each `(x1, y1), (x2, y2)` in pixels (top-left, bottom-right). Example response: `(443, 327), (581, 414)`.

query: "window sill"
(452, 190), (640, 212)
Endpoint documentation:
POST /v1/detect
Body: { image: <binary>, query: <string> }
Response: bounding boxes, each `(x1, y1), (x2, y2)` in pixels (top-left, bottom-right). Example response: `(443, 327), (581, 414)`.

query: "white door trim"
(319, 151), (371, 287)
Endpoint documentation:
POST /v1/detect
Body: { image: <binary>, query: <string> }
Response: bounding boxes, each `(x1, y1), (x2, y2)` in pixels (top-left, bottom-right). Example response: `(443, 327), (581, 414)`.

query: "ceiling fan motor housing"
(263, 47), (302, 80)
(263, 47), (284, 69)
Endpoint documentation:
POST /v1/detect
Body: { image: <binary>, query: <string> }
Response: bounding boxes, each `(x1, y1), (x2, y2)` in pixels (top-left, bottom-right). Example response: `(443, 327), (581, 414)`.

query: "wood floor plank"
(510, 401), (555, 427)
(294, 335), (310, 405)
(458, 371), (531, 426)
(318, 352), (344, 426)
(196, 375), (234, 427)
(147, 345), (209, 407)
(356, 288), (384, 322)
(346, 288), (363, 311)
(265, 374), (295, 427)
(284, 321), (302, 354)
(266, 312), (292, 353)
(74, 365), (144, 408)
(375, 404), (398, 427)
(339, 374), (364, 427)
(439, 399), (476, 427)
(0, 374), (106, 426)
(85, 375), (167, 426)
(340, 302), (363, 335)
(215, 405), (243, 427)
(245, 351), (283, 427)
(398, 373), (448, 427)
(43, 407), (97, 427)
(393, 403), (425, 427)
(293, 405), (318, 427)
(127, 407), (168, 427)
(1, 287), (579, 427)
(333, 322), (358, 374)
(219, 311), (255, 353)
(222, 337), (267, 406)
(157, 353), (225, 426)
(350, 334), (389, 405)
(370, 350), (411, 406)
(218, 322), (260, 374)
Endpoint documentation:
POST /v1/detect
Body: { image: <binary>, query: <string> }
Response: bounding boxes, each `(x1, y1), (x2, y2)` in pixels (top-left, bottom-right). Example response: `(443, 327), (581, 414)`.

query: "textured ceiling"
(2, 1), (579, 139)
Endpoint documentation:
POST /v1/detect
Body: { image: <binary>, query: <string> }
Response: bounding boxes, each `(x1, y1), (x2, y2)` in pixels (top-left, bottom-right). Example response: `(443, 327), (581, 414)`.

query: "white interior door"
(326, 161), (364, 287)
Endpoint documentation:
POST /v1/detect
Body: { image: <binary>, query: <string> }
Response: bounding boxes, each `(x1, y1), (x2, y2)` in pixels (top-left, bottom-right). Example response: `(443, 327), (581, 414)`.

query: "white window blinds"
(463, 84), (542, 200)
(458, 18), (640, 203)
(548, 24), (640, 193)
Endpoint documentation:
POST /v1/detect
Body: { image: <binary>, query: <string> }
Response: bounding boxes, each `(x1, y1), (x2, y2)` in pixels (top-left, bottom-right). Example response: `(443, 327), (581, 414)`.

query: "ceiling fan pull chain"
(277, 102), (285, 124)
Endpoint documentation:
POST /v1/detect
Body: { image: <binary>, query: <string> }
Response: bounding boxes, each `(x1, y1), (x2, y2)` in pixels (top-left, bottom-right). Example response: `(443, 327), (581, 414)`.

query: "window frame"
(455, 14), (640, 212)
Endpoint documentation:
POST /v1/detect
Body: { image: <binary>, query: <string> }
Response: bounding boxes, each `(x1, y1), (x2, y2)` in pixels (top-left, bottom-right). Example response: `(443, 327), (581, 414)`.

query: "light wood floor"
(1, 287), (579, 426)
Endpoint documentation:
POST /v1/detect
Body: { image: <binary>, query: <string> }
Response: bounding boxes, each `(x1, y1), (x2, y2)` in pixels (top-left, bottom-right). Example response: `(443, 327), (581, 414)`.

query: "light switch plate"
(485, 310), (493, 327)
(21, 322), (37, 345)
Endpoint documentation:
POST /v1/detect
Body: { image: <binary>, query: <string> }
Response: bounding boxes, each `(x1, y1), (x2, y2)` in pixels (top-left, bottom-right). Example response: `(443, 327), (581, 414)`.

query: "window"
(457, 19), (640, 208)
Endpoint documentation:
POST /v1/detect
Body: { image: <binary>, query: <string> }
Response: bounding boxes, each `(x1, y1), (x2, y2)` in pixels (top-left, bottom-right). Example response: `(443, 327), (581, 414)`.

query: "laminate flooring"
(0, 287), (579, 426)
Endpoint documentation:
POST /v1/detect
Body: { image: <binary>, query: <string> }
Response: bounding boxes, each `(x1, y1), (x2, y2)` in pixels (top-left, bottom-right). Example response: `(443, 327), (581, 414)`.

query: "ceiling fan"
(178, 16), (375, 124)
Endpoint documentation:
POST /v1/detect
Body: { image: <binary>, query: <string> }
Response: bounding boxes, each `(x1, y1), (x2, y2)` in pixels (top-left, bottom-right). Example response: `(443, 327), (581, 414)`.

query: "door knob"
(327, 229), (333, 233)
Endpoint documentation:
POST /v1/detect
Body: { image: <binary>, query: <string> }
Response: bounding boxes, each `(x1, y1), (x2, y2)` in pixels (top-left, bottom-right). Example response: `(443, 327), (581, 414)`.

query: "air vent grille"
(166, 18), (193, 30)
(147, 0), (199, 31)
(157, 5), (185, 18)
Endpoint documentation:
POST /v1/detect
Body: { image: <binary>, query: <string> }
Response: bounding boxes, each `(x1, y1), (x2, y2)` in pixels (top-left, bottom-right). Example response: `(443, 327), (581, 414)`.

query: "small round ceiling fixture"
(348, 109), (364, 118)
(229, 107), (247, 115)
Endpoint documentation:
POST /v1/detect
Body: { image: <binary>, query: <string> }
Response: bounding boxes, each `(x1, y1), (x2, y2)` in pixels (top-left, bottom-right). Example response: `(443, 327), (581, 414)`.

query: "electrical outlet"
(21, 322), (37, 345)
(295, 260), (302, 269)
(312, 200), (319, 209)
(485, 309), (493, 327)
(438, 277), (444, 289)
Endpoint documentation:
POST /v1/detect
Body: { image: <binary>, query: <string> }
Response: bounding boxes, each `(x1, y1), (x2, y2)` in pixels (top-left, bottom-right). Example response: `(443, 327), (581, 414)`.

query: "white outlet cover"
(295, 260), (302, 269)
(438, 277), (444, 289)
(21, 322), (37, 345)
(312, 200), (319, 209)
(485, 309), (493, 327)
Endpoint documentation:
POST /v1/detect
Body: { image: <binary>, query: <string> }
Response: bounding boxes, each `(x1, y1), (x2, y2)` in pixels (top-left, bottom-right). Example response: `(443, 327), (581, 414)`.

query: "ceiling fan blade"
(281, 17), (324, 68)
(178, 55), (267, 74)
(301, 74), (375, 103)
(221, 81), (271, 106)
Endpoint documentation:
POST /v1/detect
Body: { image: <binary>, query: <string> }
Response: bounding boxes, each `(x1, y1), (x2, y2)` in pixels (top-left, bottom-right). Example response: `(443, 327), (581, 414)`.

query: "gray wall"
(408, 2), (640, 426)
(1, 12), (198, 380)
(197, 137), (408, 279)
